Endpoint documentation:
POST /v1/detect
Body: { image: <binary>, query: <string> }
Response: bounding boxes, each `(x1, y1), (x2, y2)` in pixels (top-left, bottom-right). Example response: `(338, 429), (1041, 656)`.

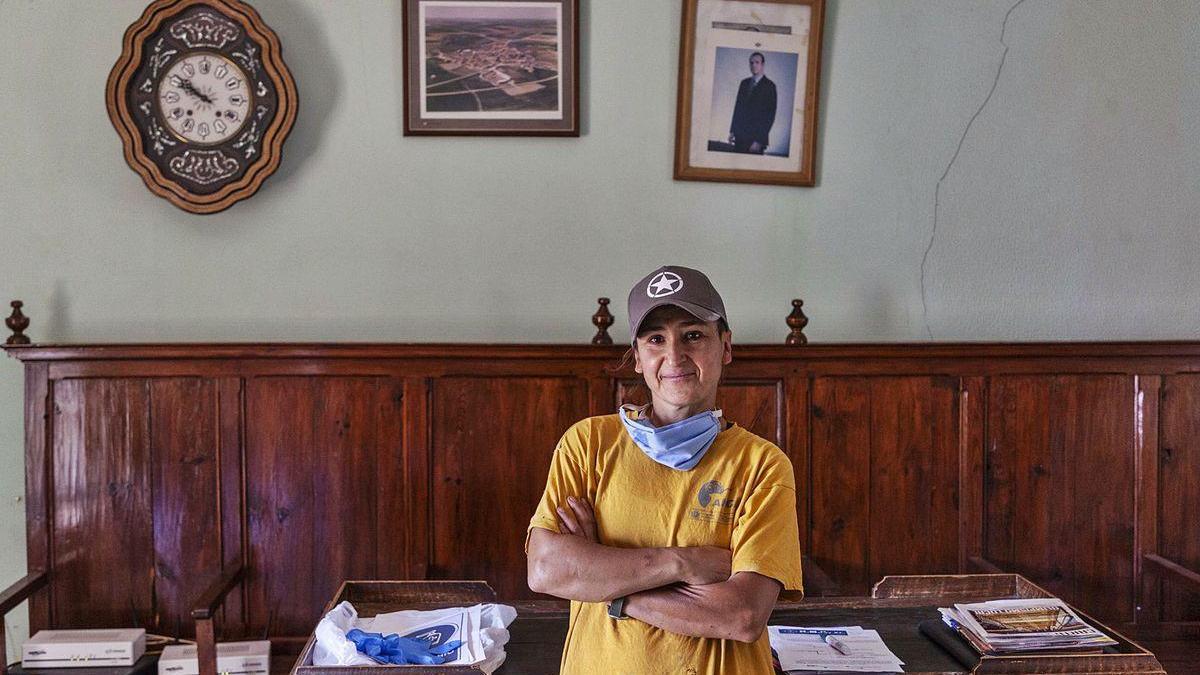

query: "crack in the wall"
(920, 0), (1029, 339)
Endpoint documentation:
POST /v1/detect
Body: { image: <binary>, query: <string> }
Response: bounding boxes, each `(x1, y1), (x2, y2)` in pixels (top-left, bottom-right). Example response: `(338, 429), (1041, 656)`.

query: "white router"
(157, 641), (271, 675)
(22, 629), (147, 668)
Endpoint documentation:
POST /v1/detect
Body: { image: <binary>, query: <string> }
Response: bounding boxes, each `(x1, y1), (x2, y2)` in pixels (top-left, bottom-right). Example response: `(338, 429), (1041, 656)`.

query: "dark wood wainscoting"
(5, 342), (1199, 646)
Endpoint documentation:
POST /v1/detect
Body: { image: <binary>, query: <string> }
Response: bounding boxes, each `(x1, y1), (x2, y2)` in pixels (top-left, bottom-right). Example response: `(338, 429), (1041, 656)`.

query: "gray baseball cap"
(627, 266), (729, 342)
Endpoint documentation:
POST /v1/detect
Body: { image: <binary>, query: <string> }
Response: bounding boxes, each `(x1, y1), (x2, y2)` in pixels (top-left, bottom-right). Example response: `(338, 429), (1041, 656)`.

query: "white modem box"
(22, 629), (147, 668)
(157, 641), (271, 675)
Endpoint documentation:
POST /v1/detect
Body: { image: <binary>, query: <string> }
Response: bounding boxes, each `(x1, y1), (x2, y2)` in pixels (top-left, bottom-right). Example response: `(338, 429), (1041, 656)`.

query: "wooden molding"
(1144, 554), (1200, 595)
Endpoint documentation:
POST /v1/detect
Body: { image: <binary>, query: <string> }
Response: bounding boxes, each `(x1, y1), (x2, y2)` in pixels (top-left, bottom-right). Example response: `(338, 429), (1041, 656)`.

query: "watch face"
(156, 52), (251, 145)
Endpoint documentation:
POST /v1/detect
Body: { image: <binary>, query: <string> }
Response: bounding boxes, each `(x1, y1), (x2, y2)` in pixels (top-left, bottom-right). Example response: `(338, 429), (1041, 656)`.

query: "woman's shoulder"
(721, 424), (794, 472)
(558, 414), (624, 447)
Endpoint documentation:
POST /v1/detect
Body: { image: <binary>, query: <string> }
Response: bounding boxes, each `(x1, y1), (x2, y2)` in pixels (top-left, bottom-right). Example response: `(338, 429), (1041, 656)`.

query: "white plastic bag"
(369, 603), (517, 674)
(474, 604), (518, 674)
(312, 600), (518, 674)
(312, 601), (376, 666)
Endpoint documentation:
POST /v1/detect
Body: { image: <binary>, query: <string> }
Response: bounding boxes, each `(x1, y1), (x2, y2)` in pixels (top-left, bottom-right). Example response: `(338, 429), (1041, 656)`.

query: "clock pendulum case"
(106, 0), (298, 214)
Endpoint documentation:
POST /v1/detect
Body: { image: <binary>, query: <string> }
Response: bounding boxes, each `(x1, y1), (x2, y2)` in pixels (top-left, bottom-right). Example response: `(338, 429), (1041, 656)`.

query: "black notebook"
(919, 618), (981, 670)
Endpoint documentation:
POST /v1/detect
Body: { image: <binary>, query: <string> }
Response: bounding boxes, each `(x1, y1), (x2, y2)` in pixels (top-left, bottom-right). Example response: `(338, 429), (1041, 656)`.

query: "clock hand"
(180, 79), (215, 105)
(179, 79), (200, 98)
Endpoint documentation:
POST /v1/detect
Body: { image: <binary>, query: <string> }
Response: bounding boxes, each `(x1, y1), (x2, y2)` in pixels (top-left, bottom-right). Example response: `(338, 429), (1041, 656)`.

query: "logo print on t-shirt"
(698, 480), (725, 507)
(691, 480), (737, 524)
(646, 271), (683, 298)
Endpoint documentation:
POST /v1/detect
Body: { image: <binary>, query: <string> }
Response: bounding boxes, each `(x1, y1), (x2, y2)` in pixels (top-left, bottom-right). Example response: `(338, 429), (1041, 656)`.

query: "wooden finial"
(591, 297), (614, 345)
(785, 298), (808, 345)
(6, 301), (30, 345)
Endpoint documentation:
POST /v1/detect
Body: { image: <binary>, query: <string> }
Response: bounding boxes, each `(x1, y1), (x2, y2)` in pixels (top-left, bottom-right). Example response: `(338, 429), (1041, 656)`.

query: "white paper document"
(769, 625), (905, 673)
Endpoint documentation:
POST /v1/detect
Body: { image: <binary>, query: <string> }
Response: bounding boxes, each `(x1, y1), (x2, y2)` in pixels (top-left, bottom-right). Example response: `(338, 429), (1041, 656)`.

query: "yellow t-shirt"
(527, 413), (804, 675)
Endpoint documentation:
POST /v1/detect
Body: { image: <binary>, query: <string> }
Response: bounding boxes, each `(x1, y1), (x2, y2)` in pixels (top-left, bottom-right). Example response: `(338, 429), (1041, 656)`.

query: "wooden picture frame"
(674, 0), (825, 187)
(402, 0), (580, 136)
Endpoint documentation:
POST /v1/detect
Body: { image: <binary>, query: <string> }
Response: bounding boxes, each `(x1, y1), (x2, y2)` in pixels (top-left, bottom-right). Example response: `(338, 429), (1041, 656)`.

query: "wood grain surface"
(5, 341), (1197, 648)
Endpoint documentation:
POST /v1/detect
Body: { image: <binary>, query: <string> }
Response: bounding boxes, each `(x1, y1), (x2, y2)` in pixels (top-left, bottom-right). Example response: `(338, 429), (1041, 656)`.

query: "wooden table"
(292, 576), (1166, 675)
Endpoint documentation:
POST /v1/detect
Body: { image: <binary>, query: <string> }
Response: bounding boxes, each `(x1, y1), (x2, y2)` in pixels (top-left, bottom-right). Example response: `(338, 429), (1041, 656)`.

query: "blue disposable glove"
(346, 628), (463, 665)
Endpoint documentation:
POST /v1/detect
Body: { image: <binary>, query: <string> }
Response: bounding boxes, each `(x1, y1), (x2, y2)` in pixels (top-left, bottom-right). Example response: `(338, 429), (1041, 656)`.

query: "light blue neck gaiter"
(618, 404), (723, 471)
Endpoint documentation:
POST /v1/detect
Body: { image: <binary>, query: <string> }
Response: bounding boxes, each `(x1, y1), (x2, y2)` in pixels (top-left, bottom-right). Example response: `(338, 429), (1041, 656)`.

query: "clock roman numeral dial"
(155, 51), (252, 145)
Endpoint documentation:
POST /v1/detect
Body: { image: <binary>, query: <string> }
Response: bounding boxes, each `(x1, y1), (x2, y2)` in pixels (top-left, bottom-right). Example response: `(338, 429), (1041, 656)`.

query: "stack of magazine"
(938, 598), (1117, 655)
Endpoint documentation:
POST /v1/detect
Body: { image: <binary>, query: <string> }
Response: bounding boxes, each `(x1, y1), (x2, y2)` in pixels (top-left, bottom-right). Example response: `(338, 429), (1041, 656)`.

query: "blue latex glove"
(346, 628), (464, 665)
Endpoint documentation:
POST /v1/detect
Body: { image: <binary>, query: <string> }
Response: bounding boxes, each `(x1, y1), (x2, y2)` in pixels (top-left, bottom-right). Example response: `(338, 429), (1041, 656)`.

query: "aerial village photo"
(421, 2), (562, 115)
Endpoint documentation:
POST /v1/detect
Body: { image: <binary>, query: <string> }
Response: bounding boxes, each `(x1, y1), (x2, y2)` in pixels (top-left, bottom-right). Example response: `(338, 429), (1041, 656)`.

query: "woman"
(526, 265), (803, 675)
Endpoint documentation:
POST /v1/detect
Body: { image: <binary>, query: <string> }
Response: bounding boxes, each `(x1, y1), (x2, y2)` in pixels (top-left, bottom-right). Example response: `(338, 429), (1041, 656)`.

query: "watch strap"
(607, 595), (628, 620)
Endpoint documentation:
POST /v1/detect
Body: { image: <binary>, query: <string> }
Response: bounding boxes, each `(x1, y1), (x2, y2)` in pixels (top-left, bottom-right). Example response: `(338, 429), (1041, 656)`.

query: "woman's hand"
(556, 495), (598, 543)
(677, 546), (732, 585)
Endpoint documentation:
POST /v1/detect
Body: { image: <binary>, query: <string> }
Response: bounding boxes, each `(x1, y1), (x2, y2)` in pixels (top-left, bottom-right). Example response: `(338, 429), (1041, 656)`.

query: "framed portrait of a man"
(402, 0), (580, 136)
(674, 0), (825, 186)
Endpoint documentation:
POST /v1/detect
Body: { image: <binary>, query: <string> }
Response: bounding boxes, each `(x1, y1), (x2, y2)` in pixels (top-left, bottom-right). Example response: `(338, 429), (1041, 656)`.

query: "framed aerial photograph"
(403, 0), (579, 136)
(674, 0), (825, 186)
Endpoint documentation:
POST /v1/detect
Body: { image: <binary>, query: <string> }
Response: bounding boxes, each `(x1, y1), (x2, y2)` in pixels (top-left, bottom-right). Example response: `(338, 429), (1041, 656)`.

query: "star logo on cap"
(647, 271), (683, 298)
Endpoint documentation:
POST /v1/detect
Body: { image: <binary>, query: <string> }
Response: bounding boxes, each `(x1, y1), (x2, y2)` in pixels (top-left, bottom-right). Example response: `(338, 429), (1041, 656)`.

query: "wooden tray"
(870, 574), (1165, 674)
(292, 581), (499, 675)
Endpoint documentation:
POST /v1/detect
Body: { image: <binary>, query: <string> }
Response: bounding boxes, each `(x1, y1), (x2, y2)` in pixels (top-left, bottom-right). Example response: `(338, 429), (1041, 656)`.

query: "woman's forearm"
(526, 528), (685, 602)
(624, 573), (780, 643)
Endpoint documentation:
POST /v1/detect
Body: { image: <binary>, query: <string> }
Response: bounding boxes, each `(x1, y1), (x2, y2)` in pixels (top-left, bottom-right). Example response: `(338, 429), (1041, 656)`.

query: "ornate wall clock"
(106, 0), (298, 214)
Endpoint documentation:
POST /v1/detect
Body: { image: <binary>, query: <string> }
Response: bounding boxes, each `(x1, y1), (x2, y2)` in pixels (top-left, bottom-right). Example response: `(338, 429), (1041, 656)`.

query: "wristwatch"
(607, 595), (628, 620)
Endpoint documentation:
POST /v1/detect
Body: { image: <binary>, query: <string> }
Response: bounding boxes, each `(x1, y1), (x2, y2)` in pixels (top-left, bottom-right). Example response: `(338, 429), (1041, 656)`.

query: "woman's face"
(633, 305), (732, 414)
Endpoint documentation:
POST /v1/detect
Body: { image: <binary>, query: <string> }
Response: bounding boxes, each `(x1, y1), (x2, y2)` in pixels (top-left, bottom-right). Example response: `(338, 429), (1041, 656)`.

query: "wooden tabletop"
(498, 602), (966, 675)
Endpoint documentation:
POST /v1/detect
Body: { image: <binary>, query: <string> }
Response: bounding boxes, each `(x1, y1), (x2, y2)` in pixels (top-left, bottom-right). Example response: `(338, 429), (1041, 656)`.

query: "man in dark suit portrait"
(728, 52), (777, 155)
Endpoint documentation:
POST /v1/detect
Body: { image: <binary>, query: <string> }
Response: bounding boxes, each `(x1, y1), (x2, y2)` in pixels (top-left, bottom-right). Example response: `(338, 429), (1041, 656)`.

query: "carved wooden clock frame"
(106, 0), (298, 214)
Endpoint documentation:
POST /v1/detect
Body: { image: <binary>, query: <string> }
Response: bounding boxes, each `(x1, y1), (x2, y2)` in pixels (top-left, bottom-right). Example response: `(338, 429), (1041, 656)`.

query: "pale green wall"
(2, 0), (1198, 652)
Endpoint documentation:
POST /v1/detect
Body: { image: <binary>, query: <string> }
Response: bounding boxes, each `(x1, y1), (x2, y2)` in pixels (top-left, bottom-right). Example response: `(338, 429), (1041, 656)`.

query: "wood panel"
(810, 377), (961, 595)
(7, 341), (1200, 643)
(1133, 375), (1162, 632)
(394, 377), (430, 580)
(868, 377), (960, 582)
(1158, 375), (1200, 622)
(244, 377), (401, 635)
(150, 379), (222, 637)
(958, 377), (986, 571)
(216, 377), (246, 638)
(785, 376), (811, 557)
(984, 375), (1136, 623)
(429, 377), (589, 599)
(810, 377), (872, 594)
(717, 381), (782, 447)
(51, 379), (153, 628)
(25, 362), (51, 632)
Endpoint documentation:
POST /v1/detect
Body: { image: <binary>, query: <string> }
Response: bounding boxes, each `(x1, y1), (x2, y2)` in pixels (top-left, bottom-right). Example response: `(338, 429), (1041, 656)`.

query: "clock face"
(156, 52), (252, 145)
